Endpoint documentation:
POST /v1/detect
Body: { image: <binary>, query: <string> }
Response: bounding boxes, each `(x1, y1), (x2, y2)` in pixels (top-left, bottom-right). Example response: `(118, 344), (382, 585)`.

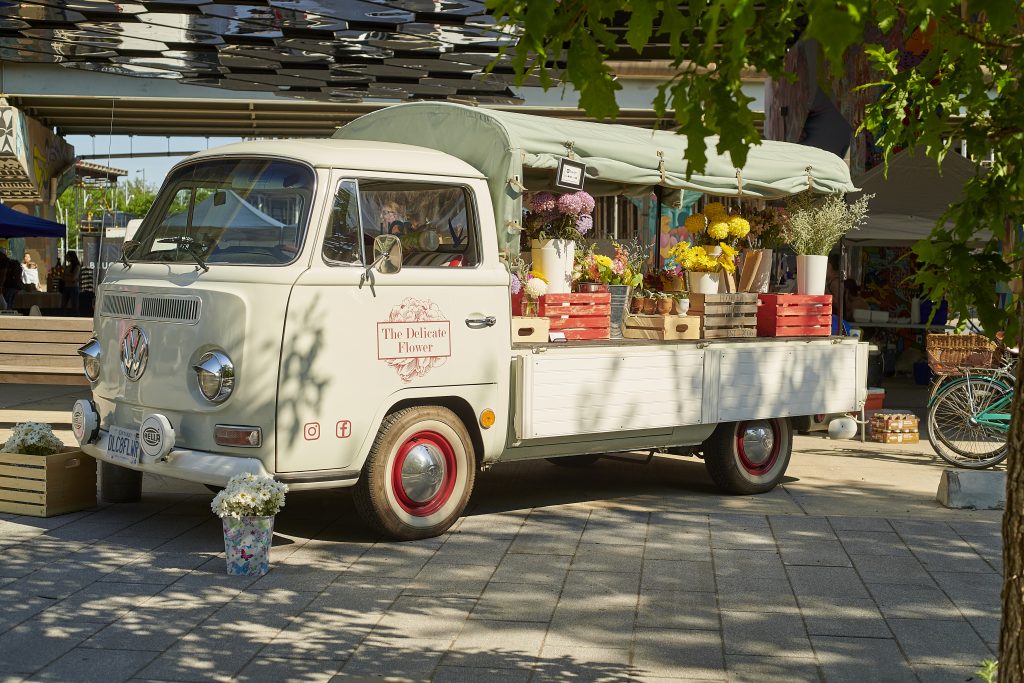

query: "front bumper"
(82, 428), (271, 487)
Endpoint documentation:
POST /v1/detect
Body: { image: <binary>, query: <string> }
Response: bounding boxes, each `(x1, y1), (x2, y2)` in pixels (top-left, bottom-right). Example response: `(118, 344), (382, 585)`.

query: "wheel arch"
(387, 396), (485, 466)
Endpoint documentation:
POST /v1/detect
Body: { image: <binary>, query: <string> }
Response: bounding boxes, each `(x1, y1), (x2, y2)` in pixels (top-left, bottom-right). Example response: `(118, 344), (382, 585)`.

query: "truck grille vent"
(139, 296), (201, 324)
(102, 294), (135, 317)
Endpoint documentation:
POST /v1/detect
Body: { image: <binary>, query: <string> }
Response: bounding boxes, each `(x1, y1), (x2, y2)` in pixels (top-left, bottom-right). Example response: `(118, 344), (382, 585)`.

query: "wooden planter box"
(539, 293), (611, 340)
(757, 294), (832, 337)
(511, 317), (550, 343)
(623, 314), (701, 340)
(689, 293), (758, 339)
(0, 448), (97, 517)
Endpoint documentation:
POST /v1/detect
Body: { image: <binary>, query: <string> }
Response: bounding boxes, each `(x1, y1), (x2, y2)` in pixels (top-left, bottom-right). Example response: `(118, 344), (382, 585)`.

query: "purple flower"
(576, 191), (595, 214)
(557, 192), (585, 216)
(527, 192), (557, 213)
(510, 273), (522, 294)
(576, 214), (593, 234)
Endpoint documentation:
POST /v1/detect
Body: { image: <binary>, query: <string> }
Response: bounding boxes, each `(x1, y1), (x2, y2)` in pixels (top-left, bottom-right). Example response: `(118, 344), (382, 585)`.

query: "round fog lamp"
(193, 351), (235, 403)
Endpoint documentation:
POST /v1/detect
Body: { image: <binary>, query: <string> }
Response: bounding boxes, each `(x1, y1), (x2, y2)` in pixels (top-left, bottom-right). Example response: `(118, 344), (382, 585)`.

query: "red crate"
(539, 293), (610, 339)
(757, 294), (832, 337)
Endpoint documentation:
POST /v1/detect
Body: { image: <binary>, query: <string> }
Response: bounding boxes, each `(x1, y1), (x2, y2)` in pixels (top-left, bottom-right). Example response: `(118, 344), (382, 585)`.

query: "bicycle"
(925, 333), (1015, 469)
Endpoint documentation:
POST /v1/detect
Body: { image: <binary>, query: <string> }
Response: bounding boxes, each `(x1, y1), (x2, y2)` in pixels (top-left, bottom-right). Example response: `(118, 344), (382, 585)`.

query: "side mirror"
(372, 234), (402, 274)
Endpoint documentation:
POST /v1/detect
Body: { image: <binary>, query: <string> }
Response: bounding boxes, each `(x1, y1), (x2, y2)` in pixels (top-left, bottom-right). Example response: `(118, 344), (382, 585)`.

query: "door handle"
(465, 316), (496, 328)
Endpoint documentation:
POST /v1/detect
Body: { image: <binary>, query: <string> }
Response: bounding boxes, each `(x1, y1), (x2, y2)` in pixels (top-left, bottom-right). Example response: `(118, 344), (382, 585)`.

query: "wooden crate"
(511, 317), (550, 343)
(539, 293), (610, 340)
(623, 314), (701, 340)
(757, 294), (832, 337)
(688, 293), (758, 339)
(0, 448), (97, 517)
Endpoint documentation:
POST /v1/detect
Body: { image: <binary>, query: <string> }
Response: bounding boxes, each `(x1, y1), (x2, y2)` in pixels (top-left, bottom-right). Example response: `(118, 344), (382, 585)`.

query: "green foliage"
(491, 0), (1024, 343)
(977, 659), (998, 683)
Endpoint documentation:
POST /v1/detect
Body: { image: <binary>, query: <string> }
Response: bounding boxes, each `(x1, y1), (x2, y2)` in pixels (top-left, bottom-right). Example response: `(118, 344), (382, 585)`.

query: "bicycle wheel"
(927, 376), (1010, 468)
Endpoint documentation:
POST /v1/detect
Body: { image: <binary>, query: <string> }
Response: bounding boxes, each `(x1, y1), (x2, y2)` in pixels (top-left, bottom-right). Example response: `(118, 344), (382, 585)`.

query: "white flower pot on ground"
(796, 254), (828, 295)
(689, 271), (721, 295)
(530, 239), (575, 294)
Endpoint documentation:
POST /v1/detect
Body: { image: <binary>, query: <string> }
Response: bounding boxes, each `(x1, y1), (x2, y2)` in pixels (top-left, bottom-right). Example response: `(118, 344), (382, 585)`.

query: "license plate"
(106, 425), (141, 466)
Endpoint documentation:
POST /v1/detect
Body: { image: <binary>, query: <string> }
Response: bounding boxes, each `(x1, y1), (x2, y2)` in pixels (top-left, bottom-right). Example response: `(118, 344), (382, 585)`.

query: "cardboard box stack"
(870, 410), (920, 444)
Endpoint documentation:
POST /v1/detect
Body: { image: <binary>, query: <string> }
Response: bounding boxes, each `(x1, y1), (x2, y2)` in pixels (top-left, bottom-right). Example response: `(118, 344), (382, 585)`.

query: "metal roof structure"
(1, 1), (528, 104)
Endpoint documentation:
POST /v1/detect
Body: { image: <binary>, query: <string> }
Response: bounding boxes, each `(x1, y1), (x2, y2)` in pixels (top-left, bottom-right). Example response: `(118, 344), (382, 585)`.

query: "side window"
(322, 180), (363, 265)
(359, 179), (479, 268)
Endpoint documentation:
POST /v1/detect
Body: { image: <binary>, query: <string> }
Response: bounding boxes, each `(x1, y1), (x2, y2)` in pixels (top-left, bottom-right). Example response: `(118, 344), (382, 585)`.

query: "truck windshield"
(129, 158), (314, 266)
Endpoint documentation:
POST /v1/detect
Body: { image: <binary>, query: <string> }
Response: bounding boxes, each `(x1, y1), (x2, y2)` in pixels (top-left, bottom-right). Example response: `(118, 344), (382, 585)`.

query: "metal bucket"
(609, 284), (631, 338)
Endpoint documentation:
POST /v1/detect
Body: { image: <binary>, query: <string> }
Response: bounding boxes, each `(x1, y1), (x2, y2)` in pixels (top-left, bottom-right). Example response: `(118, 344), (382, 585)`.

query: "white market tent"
(335, 102), (856, 255)
(846, 149), (984, 246)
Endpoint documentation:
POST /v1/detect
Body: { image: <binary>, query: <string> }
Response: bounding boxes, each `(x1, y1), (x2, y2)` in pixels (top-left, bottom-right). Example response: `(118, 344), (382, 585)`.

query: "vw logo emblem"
(120, 326), (149, 381)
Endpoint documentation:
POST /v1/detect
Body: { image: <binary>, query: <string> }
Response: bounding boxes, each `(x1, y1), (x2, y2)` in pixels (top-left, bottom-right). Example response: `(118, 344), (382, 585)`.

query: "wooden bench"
(0, 316), (92, 385)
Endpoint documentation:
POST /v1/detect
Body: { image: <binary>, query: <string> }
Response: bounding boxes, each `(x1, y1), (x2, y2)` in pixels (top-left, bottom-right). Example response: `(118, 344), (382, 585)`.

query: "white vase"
(530, 239), (575, 294)
(796, 254), (828, 295)
(689, 271), (721, 295)
(752, 249), (773, 293)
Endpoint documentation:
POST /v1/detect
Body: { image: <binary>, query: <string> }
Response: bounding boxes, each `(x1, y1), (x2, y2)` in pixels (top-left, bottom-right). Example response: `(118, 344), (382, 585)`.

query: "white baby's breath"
(1, 422), (64, 456)
(211, 473), (288, 519)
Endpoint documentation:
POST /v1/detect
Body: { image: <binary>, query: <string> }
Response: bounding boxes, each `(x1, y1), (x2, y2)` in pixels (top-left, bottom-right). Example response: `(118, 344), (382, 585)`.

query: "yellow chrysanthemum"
(727, 216), (750, 239)
(720, 242), (738, 258)
(684, 213), (706, 234)
(707, 220), (730, 241)
(529, 271), (547, 283)
(594, 254), (613, 268)
(704, 202), (728, 219)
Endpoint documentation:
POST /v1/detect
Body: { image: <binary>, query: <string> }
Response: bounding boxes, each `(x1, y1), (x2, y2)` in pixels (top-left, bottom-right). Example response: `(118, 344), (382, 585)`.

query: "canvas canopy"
(846, 149), (987, 246)
(335, 102), (856, 255)
(0, 203), (65, 238)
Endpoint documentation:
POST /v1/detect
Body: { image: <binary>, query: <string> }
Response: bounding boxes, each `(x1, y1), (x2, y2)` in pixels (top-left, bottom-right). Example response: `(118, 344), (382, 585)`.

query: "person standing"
(1, 251), (22, 309)
(61, 252), (81, 316)
(21, 253), (39, 291)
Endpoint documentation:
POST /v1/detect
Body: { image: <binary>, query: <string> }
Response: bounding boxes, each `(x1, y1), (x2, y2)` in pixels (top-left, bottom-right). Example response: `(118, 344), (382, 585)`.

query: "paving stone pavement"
(0, 385), (1004, 682)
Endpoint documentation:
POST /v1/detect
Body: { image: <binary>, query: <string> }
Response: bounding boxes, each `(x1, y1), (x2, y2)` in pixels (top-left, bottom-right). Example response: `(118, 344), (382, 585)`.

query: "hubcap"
(736, 420), (781, 475)
(391, 431), (458, 517)
(401, 443), (446, 503)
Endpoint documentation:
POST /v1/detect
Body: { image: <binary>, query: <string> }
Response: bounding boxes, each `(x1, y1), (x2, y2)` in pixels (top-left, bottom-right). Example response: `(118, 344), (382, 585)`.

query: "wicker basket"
(926, 333), (1001, 374)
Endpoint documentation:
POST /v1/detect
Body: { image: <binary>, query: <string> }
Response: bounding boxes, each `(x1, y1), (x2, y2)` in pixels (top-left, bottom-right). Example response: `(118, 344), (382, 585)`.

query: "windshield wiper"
(158, 236), (209, 272)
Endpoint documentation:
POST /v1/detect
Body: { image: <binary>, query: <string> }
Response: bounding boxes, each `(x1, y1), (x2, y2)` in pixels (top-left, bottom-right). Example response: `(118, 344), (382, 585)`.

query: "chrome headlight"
(78, 338), (101, 382)
(193, 351), (234, 403)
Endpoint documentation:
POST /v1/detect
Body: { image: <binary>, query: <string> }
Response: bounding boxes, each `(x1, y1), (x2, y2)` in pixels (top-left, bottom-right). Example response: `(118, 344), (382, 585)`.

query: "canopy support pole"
(653, 187), (663, 271)
(839, 238), (847, 333)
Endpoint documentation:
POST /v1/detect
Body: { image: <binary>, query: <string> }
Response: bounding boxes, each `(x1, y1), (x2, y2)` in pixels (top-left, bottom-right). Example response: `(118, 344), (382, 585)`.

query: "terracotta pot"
(630, 298), (644, 314)
(656, 298), (673, 315)
(641, 298), (657, 314)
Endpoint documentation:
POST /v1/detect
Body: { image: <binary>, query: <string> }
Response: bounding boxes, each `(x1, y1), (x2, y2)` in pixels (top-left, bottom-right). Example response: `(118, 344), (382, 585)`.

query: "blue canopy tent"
(0, 204), (66, 238)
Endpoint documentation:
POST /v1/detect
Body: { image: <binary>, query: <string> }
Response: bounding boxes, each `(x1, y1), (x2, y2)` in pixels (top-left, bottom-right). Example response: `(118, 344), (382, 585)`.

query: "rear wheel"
(703, 419), (793, 494)
(927, 377), (1009, 469)
(353, 406), (476, 540)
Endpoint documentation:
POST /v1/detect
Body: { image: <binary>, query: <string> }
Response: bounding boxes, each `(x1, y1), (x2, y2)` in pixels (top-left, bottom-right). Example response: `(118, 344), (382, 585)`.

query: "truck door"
(278, 174), (509, 474)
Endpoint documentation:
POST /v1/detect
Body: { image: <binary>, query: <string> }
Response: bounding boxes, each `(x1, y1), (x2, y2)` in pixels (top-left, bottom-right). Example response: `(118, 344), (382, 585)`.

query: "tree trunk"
(1000, 319), (1024, 681)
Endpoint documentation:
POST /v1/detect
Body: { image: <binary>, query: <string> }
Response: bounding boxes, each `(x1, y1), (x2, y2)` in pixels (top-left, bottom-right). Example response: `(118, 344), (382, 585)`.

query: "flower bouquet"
(521, 272), (548, 317)
(785, 191), (872, 294)
(212, 473), (288, 576)
(524, 190), (595, 293)
(0, 422), (96, 517)
(668, 241), (738, 295)
(684, 202), (751, 248)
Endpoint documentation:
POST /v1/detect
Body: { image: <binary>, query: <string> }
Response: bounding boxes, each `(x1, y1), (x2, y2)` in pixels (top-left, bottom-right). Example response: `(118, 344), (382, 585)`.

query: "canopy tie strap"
(805, 165), (814, 192)
(657, 150), (666, 183)
(563, 140), (576, 159)
(735, 169), (744, 201)
(506, 219), (523, 234)
(507, 175), (527, 194)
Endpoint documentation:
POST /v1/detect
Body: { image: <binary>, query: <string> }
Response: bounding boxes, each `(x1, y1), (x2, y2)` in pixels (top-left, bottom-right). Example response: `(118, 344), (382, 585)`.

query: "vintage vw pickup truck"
(73, 103), (866, 539)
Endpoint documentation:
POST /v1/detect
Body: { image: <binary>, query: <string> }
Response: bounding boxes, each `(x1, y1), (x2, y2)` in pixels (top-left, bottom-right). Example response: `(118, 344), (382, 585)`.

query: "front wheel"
(702, 419), (793, 494)
(353, 406), (476, 540)
(927, 377), (1009, 469)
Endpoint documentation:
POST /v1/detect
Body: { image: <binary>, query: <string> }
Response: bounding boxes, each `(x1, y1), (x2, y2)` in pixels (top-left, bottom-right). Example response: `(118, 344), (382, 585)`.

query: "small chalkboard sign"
(555, 157), (587, 191)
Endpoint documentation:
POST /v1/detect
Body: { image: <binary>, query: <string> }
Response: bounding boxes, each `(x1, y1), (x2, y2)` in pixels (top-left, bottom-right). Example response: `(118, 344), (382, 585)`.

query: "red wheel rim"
(391, 430), (457, 517)
(735, 419), (781, 476)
